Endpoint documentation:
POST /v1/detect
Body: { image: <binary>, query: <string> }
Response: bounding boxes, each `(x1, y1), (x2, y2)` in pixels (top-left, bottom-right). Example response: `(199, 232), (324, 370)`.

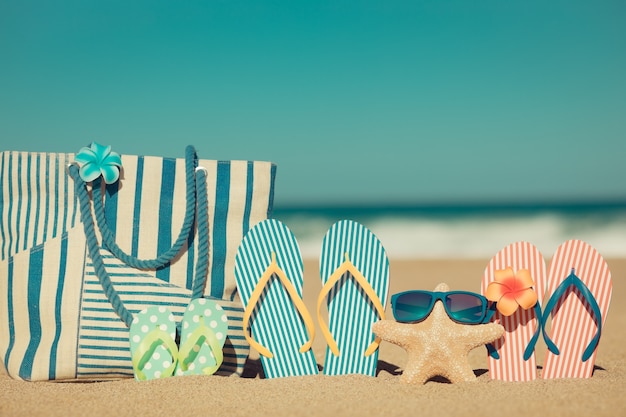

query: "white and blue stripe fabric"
(0, 148), (276, 381)
(96, 156), (276, 300)
(0, 151), (277, 300)
(234, 219), (318, 378)
(0, 152), (79, 261)
(0, 227), (249, 380)
(319, 220), (389, 376)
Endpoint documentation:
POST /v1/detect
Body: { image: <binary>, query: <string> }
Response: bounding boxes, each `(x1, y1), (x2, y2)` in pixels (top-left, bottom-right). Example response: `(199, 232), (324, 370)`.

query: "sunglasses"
(391, 290), (496, 324)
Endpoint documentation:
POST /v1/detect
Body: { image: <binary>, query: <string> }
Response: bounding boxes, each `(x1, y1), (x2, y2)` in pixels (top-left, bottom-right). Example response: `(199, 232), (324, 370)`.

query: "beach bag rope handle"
(92, 145), (199, 270)
(68, 161), (210, 327)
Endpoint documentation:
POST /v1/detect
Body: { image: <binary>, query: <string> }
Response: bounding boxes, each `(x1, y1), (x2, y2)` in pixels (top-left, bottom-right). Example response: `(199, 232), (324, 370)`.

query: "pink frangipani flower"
(485, 267), (538, 316)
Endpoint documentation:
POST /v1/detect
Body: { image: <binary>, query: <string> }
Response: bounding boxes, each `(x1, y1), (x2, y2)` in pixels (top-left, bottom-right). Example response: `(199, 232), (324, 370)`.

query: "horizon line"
(273, 198), (626, 214)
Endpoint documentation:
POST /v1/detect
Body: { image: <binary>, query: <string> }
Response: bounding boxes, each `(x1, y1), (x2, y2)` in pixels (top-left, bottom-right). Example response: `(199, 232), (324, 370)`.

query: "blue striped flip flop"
(234, 219), (318, 378)
(318, 220), (389, 376)
(176, 298), (228, 376)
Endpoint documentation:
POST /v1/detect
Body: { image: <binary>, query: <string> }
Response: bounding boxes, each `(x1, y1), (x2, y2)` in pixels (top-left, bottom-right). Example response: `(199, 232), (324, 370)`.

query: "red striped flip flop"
(541, 240), (612, 379)
(481, 241), (547, 381)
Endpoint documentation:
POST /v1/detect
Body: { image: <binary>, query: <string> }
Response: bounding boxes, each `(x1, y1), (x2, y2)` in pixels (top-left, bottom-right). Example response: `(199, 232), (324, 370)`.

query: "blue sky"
(1, 1), (625, 206)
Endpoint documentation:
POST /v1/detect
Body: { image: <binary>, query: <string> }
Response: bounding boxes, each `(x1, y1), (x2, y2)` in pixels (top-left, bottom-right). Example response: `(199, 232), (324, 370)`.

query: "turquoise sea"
(272, 201), (626, 260)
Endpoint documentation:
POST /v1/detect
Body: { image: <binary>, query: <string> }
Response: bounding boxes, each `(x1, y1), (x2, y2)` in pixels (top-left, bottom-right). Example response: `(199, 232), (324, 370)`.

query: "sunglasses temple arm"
(483, 302), (497, 323)
(480, 303), (499, 359)
(486, 343), (500, 360)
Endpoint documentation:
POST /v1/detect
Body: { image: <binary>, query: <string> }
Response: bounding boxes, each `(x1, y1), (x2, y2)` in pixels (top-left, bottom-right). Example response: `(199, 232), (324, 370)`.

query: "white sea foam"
(276, 212), (626, 260)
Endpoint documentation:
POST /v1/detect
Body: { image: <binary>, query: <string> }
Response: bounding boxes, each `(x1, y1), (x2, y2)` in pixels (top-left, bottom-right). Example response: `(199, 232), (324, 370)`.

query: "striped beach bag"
(0, 144), (276, 381)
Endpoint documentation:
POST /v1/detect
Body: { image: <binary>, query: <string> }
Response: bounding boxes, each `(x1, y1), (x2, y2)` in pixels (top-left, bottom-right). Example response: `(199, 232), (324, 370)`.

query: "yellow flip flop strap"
(317, 252), (386, 358)
(242, 251), (315, 358)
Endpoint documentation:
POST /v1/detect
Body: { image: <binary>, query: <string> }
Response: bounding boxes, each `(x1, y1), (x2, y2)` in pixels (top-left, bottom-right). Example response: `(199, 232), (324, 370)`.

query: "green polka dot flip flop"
(176, 298), (228, 376)
(129, 306), (179, 381)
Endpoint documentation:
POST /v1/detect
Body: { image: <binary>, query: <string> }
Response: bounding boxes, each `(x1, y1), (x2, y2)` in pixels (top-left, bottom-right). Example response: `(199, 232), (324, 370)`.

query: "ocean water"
(271, 202), (626, 260)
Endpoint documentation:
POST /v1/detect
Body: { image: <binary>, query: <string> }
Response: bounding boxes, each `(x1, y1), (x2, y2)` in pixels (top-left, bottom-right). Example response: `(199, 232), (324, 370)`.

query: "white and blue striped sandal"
(318, 220), (390, 376)
(235, 219), (318, 378)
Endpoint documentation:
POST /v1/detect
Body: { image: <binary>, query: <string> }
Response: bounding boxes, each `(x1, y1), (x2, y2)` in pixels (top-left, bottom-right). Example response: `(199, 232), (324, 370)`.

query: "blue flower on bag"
(74, 142), (122, 184)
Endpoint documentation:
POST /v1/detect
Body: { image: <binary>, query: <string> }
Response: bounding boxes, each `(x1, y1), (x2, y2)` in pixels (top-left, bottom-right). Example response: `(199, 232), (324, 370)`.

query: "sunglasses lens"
(445, 293), (485, 323)
(393, 292), (433, 322)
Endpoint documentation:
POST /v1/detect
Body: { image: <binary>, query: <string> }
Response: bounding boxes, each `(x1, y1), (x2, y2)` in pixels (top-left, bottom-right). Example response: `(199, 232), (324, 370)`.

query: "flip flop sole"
(176, 298), (228, 376)
(319, 220), (389, 376)
(482, 241), (546, 381)
(542, 240), (612, 379)
(129, 306), (177, 381)
(235, 219), (318, 378)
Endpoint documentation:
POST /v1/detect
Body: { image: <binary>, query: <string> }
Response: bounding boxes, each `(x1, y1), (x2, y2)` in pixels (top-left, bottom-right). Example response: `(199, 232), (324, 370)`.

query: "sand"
(1, 258), (624, 417)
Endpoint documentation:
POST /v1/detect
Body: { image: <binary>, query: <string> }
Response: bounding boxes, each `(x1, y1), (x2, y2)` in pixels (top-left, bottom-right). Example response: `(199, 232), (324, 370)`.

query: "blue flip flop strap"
(541, 271), (602, 362)
(179, 321), (224, 375)
(484, 302), (542, 361)
(523, 302), (543, 361)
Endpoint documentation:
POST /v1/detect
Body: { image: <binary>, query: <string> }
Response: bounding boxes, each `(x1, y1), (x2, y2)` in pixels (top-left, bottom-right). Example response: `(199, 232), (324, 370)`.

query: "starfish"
(372, 283), (504, 384)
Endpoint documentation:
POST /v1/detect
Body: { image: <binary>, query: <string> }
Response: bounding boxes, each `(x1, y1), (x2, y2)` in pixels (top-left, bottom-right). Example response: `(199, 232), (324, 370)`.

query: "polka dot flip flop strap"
(129, 306), (179, 381)
(176, 298), (228, 376)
